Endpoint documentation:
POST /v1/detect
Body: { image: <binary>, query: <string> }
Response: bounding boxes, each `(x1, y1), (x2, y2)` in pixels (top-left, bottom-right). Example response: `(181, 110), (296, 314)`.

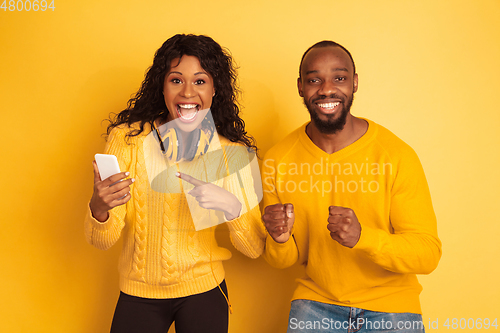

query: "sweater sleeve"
(222, 145), (266, 259)
(84, 126), (132, 251)
(260, 152), (300, 268)
(354, 148), (442, 274)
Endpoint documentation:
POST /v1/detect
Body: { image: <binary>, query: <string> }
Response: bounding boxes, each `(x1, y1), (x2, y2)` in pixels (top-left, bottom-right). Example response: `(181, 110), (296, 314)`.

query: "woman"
(85, 34), (265, 333)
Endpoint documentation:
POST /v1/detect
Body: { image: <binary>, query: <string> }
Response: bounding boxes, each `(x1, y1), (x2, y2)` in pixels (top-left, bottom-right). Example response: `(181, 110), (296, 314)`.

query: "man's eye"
(308, 79), (320, 84)
(336, 77), (346, 82)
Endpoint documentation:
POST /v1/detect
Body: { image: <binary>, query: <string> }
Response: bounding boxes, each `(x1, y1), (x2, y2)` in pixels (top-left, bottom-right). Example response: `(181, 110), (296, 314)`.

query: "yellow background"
(1, 0), (499, 332)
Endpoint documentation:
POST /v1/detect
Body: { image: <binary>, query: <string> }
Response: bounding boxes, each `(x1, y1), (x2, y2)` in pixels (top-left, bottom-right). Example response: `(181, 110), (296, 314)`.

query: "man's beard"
(304, 94), (354, 134)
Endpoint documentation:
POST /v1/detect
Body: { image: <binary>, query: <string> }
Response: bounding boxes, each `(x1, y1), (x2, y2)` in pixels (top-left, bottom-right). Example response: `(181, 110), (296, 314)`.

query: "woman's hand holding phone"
(90, 160), (135, 222)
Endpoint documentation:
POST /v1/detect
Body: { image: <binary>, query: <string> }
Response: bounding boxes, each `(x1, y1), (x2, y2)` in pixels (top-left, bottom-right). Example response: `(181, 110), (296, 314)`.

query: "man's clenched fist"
(262, 203), (295, 243)
(327, 206), (361, 248)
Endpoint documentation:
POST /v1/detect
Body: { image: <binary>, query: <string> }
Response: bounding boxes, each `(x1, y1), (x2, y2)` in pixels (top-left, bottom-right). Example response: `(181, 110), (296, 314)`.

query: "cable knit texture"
(85, 123), (266, 299)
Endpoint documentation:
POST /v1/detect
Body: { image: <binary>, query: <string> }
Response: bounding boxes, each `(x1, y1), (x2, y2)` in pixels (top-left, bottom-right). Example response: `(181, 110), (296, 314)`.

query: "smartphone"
(95, 154), (121, 181)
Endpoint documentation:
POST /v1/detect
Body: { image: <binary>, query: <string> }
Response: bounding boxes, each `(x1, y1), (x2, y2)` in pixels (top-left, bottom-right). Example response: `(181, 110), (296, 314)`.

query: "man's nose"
(318, 81), (337, 96)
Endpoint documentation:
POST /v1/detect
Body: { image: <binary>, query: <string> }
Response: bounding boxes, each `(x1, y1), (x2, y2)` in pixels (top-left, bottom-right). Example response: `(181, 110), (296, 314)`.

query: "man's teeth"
(317, 102), (340, 109)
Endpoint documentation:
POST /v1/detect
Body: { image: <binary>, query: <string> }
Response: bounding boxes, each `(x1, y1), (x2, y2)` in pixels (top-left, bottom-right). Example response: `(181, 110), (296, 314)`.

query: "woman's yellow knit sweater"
(85, 123), (266, 299)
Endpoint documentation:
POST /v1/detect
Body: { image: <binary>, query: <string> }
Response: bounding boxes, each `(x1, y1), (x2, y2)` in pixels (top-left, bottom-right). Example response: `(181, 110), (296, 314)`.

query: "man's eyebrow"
(305, 68), (349, 75)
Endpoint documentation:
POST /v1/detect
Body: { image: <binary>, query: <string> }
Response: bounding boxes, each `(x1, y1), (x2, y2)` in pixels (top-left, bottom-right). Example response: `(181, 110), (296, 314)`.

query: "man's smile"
(316, 101), (340, 114)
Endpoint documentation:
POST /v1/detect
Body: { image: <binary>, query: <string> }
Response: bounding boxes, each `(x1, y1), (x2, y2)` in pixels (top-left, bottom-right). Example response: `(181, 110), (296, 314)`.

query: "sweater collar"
(298, 118), (377, 161)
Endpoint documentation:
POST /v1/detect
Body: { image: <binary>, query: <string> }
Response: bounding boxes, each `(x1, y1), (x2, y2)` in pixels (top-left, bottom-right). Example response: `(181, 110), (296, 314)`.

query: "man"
(261, 41), (441, 332)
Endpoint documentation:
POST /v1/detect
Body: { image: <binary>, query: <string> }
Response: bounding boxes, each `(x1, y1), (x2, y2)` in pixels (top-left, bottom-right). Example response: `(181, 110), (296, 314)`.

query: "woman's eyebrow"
(166, 71), (208, 76)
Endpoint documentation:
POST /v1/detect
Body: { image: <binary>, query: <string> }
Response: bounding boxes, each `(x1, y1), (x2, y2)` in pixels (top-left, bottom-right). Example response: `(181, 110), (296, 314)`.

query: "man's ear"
(353, 73), (359, 93)
(297, 77), (304, 97)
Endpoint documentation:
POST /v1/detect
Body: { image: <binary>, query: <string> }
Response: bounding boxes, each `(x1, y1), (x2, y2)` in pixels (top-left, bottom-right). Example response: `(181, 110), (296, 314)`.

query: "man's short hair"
(299, 41), (356, 78)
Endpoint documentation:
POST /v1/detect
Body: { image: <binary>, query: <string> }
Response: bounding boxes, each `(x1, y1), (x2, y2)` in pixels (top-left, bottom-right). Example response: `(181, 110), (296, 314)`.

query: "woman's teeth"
(177, 104), (198, 120)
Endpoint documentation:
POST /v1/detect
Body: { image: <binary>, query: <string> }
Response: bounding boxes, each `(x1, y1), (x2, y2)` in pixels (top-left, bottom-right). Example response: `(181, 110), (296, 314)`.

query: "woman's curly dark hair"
(107, 34), (257, 151)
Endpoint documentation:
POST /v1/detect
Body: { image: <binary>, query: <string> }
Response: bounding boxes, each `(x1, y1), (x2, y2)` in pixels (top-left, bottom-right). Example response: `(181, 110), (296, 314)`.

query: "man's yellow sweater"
(85, 123), (266, 299)
(262, 119), (441, 314)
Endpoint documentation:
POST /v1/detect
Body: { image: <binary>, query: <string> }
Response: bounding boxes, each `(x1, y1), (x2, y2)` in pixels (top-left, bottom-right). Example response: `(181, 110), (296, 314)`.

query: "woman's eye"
(195, 79), (205, 85)
(171, 78), (181, 84)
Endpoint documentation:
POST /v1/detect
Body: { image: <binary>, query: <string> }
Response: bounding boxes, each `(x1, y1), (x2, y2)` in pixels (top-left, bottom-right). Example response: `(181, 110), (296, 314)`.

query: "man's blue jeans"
(287, 299), (425, 332)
